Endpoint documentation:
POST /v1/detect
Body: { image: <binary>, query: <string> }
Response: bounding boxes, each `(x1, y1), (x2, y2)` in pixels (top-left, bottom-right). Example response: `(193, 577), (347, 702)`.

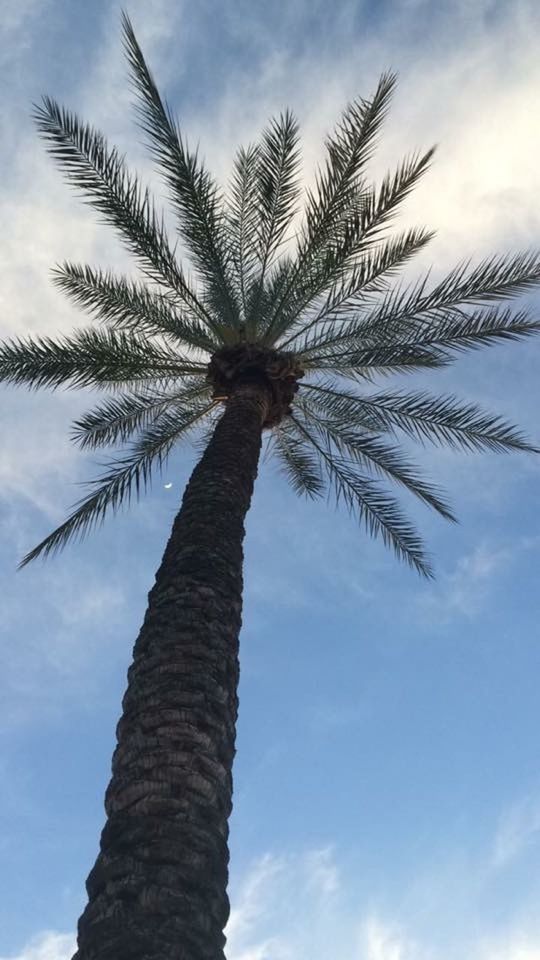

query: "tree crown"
(2, 13), (539, 575)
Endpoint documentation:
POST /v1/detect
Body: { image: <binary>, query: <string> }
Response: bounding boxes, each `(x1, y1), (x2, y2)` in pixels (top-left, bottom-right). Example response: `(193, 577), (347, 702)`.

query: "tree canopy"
(1, 13), (539, 576)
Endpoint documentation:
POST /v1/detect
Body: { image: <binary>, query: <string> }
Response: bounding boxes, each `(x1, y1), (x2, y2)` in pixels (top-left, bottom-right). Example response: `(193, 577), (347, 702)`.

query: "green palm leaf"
(290, 412), (432, 576)
(0, 329), (205, 391)
(33, 97), (215, 332)
(71, 380), (210, 449)
(279, 226), (435, 352)
(121, 13), (239, 333)
(53, 263), (220, 353)
(297, 398), (455, 521)
(245, 111), (301, 335)
(302, 305), (540, 367)
(270, 151), (435, 346)
(263, 73), (397, 341)
(227, 144), (262, 321)
(20, 399), (215, 567)
(272, 418), (325, 497)
(303, 382), (537, 452)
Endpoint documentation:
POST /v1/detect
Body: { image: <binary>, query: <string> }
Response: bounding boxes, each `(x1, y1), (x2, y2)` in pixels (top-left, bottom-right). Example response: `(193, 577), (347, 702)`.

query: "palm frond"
(297, 398), (455, 521)
(303, 382), (538, 452)
(272, 418), (325, 497)
(227, 144), (262, 320)
(245, 111), (301, 334)
(20, 399), (215, 566)
(33, 97), (216, 333)
(0, 329), (205, 391)
(262, 73), (397, 341)
(121, 13), (239, 332)
(71, 379), (210, 449)
(271, 152), (435, 347)
(296, 250), (540, 361)
(290, 412), (432, 576)
(302, 305), (540, 368)
(305, 342), (451, 379)
(305, 73), (397, 243)
(419, 250), (540, 309)
(278, 226), (434, 352)
(53, 263), (220, 353)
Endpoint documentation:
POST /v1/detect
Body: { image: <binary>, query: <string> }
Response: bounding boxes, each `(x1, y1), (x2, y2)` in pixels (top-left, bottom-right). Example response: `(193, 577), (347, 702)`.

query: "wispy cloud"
(492, 794), (540, 869)
(225, 846), (342, 959)
(6, 827), (540, 960)
(0, 932), (75, 960)
(0, 564), (126, 725)
(421, 542), (513, 620)
(361, 916), (428, 960)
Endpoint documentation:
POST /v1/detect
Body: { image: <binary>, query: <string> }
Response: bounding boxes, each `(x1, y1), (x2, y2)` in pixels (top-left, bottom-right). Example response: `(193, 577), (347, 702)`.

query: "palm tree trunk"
(73, 382), (270, 960)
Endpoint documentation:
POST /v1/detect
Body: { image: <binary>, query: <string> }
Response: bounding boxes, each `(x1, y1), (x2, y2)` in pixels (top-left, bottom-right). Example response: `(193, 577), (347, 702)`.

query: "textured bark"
(73, 383), (270, 960)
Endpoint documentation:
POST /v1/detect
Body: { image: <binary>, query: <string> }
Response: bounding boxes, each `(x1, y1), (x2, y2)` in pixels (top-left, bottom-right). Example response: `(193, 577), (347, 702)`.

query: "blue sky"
(1, 0), (540, 958)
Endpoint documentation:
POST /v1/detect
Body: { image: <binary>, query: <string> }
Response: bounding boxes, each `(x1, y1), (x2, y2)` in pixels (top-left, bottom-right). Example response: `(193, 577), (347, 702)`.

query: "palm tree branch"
(271, 149), (435, 346)
(301, 305), (540, 366)
(277, 226), (435, 351)
(33, 97), (218, 335)
(262, 73), (397, 341)
(302, 382), (539, 452)
(19, 399), (216, 566)
(295, 397), (455, 521)
(271, 417), (325, 497)
(246, 111), (301, 334)
(289, 411), (432, 576)
(227, 144), (262, 321)
(71, 379), (211, 449)
(121, 13), (239, 332)
(53, 262), (219, 353)
(0, 329), (205, 391)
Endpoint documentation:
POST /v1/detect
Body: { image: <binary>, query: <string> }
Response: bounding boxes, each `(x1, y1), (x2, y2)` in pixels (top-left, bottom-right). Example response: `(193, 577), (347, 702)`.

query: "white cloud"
(304, 846), (340, 896)
(0, 932), (75, 960)
(225, 847), (342, 959)
(224, 842), (540, 959)
(361, 917), (427, 960)
(416, 533), (540, 623)
(477, 936), (540, 960)
(0, 564), (126, 725)
(7, 834), (540, 960)
(492, 795), (540, 869)
(417, 539), (523, 622)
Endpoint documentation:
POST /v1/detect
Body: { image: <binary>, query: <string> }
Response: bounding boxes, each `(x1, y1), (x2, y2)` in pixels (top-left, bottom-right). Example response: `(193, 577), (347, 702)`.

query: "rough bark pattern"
(73, 384), (269, 960)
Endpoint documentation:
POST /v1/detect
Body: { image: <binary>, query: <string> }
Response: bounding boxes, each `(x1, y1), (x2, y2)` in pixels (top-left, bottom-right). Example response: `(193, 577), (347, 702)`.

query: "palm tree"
(2, 14), (539, 959)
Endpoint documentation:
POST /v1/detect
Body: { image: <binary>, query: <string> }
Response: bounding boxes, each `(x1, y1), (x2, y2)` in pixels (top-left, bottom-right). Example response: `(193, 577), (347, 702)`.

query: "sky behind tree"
(1, 1), (540, 958)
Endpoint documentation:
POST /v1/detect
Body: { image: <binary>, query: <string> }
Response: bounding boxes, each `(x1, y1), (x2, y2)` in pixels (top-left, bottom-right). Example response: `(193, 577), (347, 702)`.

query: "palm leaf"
(227, 144), (262, 321)
(71, 380), (210, 449)
(53, 262), (220, 353)
(270, 151), (435, 346)
(121, 13), (239, 333)
(302, 305), (540, 368)
(245, 111), (301, 334)
(0, 329), (205, 391)
(305, 341), (451, 379)
(272, 418), (325, 497)
(278, 226), (435, 352)
(290, 412), (432, 576)
(20, 399), (215, 566)
(303, 382), (538, 452)
(263, 73), (397, 341)
(33, 97), (216, 333)
(297, 398), (455, 521)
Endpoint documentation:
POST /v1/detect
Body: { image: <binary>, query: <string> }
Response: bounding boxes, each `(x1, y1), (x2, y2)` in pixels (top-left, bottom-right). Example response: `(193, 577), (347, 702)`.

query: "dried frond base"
(207, 345), (305, 427)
